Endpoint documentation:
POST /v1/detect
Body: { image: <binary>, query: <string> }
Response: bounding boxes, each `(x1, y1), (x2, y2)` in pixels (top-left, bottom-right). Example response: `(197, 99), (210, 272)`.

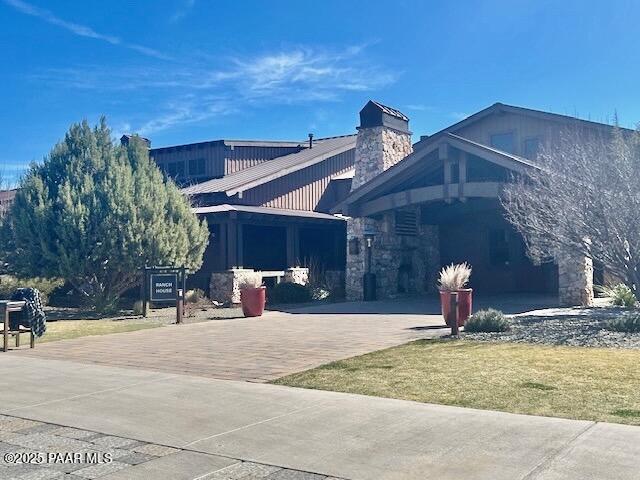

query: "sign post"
(142, 266), (186, 324)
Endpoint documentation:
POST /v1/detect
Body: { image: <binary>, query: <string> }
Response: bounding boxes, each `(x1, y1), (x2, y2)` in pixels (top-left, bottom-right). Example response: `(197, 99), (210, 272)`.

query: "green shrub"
(465, 309), (510, 333)
(47, 282), (79, 307)
(606, 313), (640, 333)
(267, 282), (312, 304)
(0, 275), (64, 305)
(596, 284), (637, 308)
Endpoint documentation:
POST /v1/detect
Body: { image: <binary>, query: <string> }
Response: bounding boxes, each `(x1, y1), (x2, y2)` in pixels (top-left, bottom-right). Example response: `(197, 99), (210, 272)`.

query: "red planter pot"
(240, 287), (266, 317)
(439, 289), (473, 327)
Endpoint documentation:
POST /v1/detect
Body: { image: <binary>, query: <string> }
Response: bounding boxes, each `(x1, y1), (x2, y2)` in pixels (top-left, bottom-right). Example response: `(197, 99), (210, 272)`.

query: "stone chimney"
(351, 100), (413, 191)
(346, 101), (413, 301)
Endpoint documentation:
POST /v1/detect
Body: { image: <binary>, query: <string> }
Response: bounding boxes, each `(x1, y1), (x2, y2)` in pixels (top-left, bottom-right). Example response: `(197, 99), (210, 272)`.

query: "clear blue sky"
(1, 0), (639, 185)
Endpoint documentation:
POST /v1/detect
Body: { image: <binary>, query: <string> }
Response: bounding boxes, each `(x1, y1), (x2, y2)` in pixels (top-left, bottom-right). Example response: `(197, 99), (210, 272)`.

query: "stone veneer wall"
(346, 211), (439, 301)
(346, 124), (414, 300)
(558, 254), (594, 306)
(346, 217), (373, 301)
(350, 127), (413, 190)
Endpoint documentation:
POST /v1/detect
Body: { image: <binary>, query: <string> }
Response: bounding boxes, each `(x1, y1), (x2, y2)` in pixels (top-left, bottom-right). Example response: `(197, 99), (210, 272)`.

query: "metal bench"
(0, 300), (33, 352)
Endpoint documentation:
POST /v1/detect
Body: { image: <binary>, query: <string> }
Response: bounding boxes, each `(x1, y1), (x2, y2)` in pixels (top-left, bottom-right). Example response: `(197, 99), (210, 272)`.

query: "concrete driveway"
(1, 355), (638, 480)
(16, 295), (557, 382)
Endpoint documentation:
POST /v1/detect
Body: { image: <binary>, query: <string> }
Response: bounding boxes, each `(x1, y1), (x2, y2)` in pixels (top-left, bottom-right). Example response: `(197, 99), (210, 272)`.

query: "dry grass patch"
(273, 339), (640, 425)
(32, 319), (163, 343)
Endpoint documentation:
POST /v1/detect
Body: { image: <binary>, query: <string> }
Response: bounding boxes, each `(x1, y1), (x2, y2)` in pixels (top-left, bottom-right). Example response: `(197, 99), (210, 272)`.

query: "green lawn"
(273, 339), (640, 425)
(31, 319), (163, 343)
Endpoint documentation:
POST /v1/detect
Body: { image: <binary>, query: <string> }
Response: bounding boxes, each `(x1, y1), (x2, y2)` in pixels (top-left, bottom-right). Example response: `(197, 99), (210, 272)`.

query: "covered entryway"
(340, 132), (560, 299)
(188, 204), (346, 290)
(432, 200), (557, 294)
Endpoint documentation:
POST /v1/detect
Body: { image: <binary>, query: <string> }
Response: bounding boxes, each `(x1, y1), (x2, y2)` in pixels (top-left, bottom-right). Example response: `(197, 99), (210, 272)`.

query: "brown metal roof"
(192, 204), (343, 221)
(151, 138), (304, 154)
(182, 135), (356, 196)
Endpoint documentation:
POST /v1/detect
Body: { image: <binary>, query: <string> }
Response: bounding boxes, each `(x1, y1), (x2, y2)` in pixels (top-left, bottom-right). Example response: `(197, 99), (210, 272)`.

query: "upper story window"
(523, 137), (540, 159)
(167, 161), (185, 178)
(189, 158), (206, 176)
(490, 132), (515, 154)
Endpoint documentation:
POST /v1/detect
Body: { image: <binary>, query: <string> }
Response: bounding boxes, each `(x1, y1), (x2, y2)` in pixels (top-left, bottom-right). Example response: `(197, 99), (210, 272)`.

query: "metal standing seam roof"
(151, 139), (305, 153)
(369, 100), (409, 121)
(181, 135), (357, 196)
(192, 204), (343, 221)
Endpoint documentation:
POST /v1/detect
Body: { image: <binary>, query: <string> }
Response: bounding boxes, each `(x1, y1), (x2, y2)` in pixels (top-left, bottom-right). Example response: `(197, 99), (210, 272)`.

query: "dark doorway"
(436, 205), (557, 294)
(242, 225), (287, 270)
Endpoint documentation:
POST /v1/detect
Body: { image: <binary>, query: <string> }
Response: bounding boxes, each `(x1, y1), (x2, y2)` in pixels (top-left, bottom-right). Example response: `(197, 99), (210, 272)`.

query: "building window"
(523, 137), (540, 159)
(490, 132), (515, 154)
(489, 229), (510, 266)
(167, 161), (185, 178)
(189, 158), (206, 176)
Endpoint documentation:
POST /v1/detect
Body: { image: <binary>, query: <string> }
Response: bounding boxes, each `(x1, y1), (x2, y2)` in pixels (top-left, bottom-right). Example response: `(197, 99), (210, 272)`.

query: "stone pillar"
(558, 255), (594, 306)
(346, 101), (413, 301)
(284, 267), (309, 285)
(210, 268), (261, 304)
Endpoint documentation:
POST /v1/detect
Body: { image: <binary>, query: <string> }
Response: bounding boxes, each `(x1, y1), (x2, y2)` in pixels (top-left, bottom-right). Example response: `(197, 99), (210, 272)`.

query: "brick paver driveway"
(16, 301), (448, 382)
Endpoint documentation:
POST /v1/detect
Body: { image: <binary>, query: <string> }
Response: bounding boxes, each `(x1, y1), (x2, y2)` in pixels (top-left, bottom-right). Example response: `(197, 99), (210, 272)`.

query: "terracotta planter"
(439, 289), (473, 327)
(240, 287), (266, 317)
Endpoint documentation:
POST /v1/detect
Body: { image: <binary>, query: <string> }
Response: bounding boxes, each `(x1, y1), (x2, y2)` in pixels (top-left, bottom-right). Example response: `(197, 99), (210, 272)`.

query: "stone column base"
(284, 267), (309, 285)
(210, 268), (262, 304)
(558, 255), (594, 306)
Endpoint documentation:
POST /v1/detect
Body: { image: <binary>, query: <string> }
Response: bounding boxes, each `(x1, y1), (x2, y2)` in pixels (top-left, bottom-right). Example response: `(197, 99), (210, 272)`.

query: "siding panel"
(241, 150), (355, 211)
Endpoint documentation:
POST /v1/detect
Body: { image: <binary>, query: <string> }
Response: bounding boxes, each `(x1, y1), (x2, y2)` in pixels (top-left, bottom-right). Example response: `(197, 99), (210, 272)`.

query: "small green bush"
(465, 309), (510, 333)
(47, 282), (79, 307)
(0, 275), (64, 305)
(267, 282), (312, 304)
(596, 284), (637, 308)
(606, 313), (640, 333)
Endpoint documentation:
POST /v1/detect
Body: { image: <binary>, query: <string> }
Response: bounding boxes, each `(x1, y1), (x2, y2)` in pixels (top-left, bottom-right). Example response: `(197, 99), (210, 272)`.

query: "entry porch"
(189, 204), (346, 295)
(341, 134), (592, 304)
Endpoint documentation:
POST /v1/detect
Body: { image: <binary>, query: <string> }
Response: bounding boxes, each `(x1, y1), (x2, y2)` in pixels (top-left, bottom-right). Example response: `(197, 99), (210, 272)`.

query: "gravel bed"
(465, 306), (640, 349)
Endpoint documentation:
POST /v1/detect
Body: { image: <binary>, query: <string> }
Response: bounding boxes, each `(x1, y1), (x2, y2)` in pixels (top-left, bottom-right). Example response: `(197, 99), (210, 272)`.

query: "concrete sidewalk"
(1, 356), (638, 479)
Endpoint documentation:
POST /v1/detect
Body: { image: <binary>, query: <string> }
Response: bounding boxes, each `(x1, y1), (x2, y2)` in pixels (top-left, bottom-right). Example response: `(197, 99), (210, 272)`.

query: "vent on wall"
(395, 210), (418, 236)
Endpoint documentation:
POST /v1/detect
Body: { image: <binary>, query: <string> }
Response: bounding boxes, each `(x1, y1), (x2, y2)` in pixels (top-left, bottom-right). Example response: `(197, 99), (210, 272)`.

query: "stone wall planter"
(439, 289), (473, 327)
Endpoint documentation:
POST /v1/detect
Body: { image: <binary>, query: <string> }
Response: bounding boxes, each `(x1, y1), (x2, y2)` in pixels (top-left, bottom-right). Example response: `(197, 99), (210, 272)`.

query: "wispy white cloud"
(34, 45), (397, 135)
(170, 0), (196, 22)
(2, 0), (171, 60)
(137, 97), (237, 135)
